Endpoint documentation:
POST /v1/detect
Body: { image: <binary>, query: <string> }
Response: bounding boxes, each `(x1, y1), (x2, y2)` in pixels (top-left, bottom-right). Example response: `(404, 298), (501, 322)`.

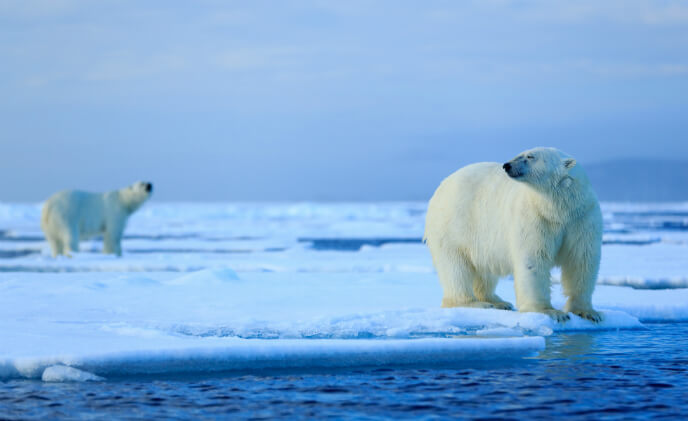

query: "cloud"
(213, 46), (316, 72)
(0, 0), (81, 18)
(570, 61), (688, 77)
(518, 0), (688, 25)
(2, 0), (687, 204)
(425, 0), (688, 25)
(85, 52), (187, 82)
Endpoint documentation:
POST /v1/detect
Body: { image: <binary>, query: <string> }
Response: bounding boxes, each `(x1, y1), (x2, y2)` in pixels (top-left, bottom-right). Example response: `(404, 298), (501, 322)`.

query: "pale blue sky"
(1, 0), (687, 201)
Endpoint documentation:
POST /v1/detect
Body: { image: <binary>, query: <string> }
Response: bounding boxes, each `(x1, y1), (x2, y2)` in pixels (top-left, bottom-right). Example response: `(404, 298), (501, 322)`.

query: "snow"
(166, 267), (240, 285)
(0, 270), (670, 380)
(0, 201), (686, 380)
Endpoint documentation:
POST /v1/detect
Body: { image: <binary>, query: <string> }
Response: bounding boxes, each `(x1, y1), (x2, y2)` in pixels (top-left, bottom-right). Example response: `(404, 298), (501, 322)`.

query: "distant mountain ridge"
(584, 159), (688, 202)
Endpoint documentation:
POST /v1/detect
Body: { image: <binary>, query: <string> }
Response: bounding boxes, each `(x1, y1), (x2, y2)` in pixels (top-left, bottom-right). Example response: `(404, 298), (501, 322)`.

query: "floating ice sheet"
(2, 336), (545, 380)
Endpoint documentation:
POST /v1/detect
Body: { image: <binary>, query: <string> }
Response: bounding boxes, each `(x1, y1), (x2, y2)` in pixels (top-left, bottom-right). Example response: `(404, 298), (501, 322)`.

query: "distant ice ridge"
(1, 240), (687, 290)
(1, 337), (545, 381)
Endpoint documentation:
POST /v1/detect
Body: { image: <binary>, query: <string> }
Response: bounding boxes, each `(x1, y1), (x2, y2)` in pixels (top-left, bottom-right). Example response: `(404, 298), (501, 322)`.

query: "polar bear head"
(502, 147), (577, 190)
(118, 181), (153, 213)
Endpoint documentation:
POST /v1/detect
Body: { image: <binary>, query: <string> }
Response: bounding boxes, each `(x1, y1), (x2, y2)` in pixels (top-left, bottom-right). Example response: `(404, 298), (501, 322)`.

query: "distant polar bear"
(41, 181), (153, 257)
(424, 147), (603, 322)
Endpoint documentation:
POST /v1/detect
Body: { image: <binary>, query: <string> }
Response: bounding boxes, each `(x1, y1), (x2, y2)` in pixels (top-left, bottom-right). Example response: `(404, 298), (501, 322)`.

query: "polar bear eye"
(526, 155), (535, 160)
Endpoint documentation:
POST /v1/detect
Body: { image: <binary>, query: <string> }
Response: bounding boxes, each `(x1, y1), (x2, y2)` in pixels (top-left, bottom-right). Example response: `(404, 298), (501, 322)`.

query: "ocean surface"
(1, 323), (686, 420)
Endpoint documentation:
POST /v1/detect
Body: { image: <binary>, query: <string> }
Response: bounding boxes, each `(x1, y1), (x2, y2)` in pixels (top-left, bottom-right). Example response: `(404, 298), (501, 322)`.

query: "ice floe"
(0, 201), (686, 380)
(1, 269), (676, 380)
(2, 336), (545, 380)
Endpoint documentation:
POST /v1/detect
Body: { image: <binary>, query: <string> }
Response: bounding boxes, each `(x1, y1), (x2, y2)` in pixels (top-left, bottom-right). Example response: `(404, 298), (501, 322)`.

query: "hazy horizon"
(2, 156), (686, 204)
(2, 1), (687, 201)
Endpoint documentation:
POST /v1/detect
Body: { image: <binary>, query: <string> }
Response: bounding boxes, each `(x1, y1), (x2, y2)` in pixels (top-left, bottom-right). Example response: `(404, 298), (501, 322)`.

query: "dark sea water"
(1, 323), (686, 420)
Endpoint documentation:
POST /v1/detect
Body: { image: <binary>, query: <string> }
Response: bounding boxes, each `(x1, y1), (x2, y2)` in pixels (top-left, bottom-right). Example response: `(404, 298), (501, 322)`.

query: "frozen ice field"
(0, 202), (686, 381)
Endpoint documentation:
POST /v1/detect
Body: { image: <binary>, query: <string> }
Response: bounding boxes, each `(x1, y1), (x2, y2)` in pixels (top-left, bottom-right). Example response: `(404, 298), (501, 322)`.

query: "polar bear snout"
(503, 161), (524, 179)
(131, 181), (153, 195)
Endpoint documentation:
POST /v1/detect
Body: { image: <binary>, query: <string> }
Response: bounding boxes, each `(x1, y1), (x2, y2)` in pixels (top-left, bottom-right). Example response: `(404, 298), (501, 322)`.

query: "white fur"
(424, 147), (603, 322)
(41, 181), (152, 257)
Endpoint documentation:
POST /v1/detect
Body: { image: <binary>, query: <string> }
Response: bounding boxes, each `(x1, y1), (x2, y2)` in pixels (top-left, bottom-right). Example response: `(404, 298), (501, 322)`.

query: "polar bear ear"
(562, 158), (576, 170)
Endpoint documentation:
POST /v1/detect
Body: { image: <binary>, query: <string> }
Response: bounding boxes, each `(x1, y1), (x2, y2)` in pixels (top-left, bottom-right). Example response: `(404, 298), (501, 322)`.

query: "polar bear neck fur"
(116, 184), (151, 214)
(518, 169), (597, 226)
(505, 147), (596, 226)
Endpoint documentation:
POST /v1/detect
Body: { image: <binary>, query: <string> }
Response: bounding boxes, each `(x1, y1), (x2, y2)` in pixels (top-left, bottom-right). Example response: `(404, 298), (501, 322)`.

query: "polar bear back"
(42, 190), (110, 240)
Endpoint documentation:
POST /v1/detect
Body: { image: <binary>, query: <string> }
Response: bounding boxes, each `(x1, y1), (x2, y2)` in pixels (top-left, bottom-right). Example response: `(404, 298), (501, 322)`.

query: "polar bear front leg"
(103, 218), (125, 257)
(64, 225), (80, 256)
(473, 275), (514, 310)
(433, 247), (495, 309)
(103, 231), (122, 256)
(514, 261), (570, 322)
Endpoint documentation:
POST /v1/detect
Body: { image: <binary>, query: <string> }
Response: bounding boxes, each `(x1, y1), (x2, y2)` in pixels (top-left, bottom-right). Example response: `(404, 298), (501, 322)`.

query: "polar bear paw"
(479, 295), (514, 311)
(541, 309), (571, 323)
(572, 309), (603, 323)
(490, 301), (514, 311)
(465, 301), (497, 309)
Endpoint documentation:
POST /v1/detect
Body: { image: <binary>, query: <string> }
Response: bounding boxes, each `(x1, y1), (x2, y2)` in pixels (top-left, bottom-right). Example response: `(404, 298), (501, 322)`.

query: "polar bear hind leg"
(43, 217), (74, 257)
(45, 233), (64, 258)
(434, 247), (495, 309)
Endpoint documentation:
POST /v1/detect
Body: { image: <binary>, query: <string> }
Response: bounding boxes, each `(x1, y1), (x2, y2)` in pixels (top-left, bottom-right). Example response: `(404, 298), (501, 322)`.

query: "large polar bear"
(41, 181), (153, 257)
(424, 147), (603, 322)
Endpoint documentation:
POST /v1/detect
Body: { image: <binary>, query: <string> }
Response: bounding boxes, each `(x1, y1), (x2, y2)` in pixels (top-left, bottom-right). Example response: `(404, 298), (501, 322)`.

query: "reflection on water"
(539, 332), (596, 360)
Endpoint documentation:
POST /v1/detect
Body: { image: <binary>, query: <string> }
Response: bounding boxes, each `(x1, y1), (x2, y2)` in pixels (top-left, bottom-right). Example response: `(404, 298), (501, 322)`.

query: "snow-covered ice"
(0, 269), (678, 380)
(0, 202), (686, 380)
